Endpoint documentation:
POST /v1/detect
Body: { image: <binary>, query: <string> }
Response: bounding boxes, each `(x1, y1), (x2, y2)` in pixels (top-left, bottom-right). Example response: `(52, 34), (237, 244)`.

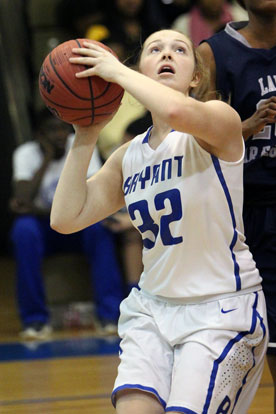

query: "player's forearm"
(115, 66), (189, 125)
(50, 133), (97, 233)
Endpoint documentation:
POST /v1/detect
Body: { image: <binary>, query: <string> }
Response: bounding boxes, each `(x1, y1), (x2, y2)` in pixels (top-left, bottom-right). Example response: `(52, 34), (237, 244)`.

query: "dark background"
(0, 0), (74, 255)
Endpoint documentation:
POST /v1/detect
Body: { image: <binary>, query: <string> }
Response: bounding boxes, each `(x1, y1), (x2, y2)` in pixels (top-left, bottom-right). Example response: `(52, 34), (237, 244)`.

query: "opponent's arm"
(198, 42), (276, 141)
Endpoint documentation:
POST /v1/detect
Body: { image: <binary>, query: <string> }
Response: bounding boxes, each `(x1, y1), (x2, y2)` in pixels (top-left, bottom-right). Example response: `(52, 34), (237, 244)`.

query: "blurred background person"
(9, 110), (124, 340)
(156, 0), (193, 27)
(57, 0), (166, 64)
(172, 0), (247, 46)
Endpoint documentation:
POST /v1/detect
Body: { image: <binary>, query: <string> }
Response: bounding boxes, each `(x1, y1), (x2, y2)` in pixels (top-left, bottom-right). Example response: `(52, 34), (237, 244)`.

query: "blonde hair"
(190, 45), (212, 102)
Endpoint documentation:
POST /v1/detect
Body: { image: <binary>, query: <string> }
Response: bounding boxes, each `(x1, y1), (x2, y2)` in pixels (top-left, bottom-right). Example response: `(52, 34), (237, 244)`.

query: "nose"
(162, 50), (172, 60)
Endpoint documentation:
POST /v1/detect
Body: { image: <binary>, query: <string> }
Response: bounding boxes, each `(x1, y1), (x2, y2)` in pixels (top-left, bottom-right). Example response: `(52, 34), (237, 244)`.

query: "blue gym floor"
(0, 336), (120, 362)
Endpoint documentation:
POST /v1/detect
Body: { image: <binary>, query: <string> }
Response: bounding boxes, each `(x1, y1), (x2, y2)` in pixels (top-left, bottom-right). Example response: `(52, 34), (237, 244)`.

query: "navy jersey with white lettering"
(122, 129), (261, 301)
(203, 22), (276, 205)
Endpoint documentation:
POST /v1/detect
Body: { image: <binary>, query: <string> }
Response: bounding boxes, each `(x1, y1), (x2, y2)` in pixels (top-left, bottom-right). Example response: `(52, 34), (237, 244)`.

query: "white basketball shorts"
(112, 287), (268, 414)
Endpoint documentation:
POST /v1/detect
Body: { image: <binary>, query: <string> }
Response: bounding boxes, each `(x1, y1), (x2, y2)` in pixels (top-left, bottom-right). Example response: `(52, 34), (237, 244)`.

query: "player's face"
(244, 0), (276, 14)
(139, 30), (198, 94)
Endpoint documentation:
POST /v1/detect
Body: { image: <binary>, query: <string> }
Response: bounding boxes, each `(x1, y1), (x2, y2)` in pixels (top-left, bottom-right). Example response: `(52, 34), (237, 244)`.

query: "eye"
(176, 47), (186, 54)
(150, 46), (160, 54)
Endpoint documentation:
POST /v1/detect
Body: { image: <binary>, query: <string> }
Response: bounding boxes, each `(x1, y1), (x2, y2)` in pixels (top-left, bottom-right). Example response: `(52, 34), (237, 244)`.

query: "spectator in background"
(57, 0), (165, 64)
(157, 0), (193, 26)
(172, 0), (247, 46)
(56, 0), (105, 40)
(9, 110), (124, 340)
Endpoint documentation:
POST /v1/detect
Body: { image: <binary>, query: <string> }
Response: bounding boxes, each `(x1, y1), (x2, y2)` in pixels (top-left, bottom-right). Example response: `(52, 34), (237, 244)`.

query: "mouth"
(158, 65), (175, 75)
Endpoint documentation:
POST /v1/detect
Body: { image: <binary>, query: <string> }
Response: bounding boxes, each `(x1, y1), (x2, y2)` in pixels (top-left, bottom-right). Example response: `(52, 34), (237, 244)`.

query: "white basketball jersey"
(122, 129), (262, 301)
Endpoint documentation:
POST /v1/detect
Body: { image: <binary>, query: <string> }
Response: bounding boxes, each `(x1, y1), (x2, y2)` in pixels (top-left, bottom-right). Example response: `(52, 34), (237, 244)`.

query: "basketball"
(38, 39), (124, 126)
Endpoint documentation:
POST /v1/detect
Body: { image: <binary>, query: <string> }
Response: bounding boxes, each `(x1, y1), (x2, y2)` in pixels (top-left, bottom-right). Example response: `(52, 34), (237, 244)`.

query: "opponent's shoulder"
(198, 25), (232, 59)
(197, 41), (217, 89)
(197, 40), (214, 59)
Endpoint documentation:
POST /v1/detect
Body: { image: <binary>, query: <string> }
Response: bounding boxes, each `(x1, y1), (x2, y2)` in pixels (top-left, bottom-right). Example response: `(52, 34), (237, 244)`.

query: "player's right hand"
(70, 41), (124, 83)
(72, 110), (119, 138)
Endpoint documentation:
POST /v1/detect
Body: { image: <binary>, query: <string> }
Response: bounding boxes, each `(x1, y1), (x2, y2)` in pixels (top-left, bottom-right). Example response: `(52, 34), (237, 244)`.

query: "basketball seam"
(40, 38), (124, 126)
(67, 112), (115, 123)
(49, 51), (91, 101)
(75, 39), (94, 124)
(40, 89), (124, 111)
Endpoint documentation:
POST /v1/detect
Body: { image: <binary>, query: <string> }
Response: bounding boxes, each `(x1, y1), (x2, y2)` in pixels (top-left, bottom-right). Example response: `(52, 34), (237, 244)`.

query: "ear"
(190, 71), (201, 88)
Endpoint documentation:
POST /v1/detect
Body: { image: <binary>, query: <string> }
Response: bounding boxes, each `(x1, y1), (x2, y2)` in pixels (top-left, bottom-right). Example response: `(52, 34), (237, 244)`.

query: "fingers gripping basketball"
(39, 39), (124, 126)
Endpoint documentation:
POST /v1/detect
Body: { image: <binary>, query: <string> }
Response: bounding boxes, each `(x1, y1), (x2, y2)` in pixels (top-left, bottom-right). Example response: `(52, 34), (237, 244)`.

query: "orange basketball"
(39, 39), (124, 126)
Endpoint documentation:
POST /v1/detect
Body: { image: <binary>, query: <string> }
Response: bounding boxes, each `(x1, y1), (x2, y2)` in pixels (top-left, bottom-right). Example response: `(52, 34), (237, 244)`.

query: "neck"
(240, 13), (276, 48)
(149, 117), (172, 148)
(151, 116), (171, 136)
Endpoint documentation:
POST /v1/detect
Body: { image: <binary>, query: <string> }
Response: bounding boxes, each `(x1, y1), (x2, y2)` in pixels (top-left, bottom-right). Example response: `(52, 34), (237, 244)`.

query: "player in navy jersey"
(51, 29), (268, 413)
(198, 1), (276, 411)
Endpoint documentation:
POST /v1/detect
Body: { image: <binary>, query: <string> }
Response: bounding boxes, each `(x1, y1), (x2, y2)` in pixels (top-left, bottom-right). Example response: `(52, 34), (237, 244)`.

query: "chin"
(159, 77), (176, 86)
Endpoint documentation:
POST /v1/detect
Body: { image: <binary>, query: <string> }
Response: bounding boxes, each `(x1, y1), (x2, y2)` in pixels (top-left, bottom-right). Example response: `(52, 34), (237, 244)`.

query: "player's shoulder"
(205, 99), (240, 118)
(105, 141), (130, 169)
(108, 130), (147, 166)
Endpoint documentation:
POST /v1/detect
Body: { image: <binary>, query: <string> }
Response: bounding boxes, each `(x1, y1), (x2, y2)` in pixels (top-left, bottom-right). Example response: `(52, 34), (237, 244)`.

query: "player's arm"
(113, 70), (243, 161)
(70, 42), (242, 161)
(51, 125), (127, 234)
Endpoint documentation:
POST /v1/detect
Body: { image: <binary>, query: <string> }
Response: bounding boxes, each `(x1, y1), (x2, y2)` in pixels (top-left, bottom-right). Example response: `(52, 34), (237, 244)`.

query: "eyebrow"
(146, 39), (191, 49)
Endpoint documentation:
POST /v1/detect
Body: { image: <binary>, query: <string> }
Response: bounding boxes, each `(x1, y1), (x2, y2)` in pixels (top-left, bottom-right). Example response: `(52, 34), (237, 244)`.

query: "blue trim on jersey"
(231, 293), (260, 412)
(142, 126), (153, 143)
(111, 384), (166, 409)
(142, 128), (175, 144)
(166, 407), (198, 413)
(211, 155), (241, 290)
(203, 292), (260, 413)
(257, 311), (267, 340)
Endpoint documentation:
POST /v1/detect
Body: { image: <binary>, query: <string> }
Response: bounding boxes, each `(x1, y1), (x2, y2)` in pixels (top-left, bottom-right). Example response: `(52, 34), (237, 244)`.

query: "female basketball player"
(51, 29), (268, 414)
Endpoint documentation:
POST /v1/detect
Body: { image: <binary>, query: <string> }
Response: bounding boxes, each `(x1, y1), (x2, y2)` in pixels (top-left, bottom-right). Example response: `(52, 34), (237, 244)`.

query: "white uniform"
(112, 129), (268, 413)
(123, 129), (261, 301)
